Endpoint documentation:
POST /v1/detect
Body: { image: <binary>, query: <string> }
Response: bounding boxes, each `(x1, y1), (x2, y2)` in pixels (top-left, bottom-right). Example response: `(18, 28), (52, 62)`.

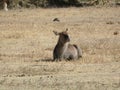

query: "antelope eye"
(64, 35), (68, 39)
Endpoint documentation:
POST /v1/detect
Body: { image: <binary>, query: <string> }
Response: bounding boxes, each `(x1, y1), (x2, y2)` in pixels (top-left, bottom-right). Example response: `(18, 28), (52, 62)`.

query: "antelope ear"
(53, 31), (59, 35)
(66, 28), (68, 32)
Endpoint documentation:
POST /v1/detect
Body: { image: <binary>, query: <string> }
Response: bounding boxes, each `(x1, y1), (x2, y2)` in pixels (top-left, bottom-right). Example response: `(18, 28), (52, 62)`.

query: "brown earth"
(0, 7), (120, 90)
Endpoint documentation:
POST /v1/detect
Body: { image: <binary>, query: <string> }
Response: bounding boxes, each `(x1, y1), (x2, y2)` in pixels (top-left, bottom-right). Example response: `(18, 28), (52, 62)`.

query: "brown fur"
(53, 29), (82, 61)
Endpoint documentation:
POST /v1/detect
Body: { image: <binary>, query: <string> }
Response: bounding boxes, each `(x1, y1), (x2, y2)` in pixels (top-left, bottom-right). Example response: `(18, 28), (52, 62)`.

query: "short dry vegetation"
(0, 7), (120, 90)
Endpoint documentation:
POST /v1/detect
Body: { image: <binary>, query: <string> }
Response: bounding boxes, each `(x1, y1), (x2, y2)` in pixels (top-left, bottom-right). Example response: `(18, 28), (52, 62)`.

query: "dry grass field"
(0, 7), (120, 90)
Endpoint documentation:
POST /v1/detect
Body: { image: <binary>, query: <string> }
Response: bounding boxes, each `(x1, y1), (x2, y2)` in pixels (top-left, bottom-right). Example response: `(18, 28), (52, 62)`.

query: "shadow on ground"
(35, 58), (54, 62)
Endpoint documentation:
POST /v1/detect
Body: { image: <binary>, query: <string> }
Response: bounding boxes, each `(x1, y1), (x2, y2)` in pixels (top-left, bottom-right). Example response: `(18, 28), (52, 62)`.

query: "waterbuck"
(53, 29), (82, 61)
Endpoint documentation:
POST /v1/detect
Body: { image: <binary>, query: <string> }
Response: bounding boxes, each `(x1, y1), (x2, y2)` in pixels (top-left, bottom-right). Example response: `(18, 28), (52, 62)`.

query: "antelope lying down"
(53, 29), (82, 61)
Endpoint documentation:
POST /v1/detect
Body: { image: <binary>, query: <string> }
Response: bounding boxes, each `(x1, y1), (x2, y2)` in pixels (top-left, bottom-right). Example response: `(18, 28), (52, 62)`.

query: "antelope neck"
(57, 41), (69, 48)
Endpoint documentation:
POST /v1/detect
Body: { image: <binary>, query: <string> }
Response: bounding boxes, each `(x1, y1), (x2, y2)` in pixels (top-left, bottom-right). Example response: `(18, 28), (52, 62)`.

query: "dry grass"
(0, 7), (120, 90)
